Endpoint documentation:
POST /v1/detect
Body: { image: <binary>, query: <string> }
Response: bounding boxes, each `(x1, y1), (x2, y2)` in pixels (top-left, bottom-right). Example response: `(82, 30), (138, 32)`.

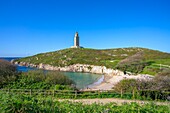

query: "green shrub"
(113, 79), (156, 93)
(152, 69), (170, 91)
(113, 79), (138, 93)
(0, 60), (19, 88)
(113, 73), (170, 100)
(4, 70), (75, 89)
(55, 85), (74, 90)
(24, 70), (46, 82)
(45, 71), (74, 85)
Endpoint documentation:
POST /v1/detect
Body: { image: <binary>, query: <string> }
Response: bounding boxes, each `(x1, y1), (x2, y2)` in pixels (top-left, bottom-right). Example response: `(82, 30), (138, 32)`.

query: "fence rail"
(1, 89), (170, 101)
(153, 64), (170, 68)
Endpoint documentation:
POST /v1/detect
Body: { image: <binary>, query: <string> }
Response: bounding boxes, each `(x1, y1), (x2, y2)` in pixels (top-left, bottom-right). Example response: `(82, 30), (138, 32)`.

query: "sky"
(0, 0), (170, 57)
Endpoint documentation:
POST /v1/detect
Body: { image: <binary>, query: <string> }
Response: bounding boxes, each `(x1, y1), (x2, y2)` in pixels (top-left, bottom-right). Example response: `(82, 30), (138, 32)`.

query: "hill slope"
(15, 47), (170, 75)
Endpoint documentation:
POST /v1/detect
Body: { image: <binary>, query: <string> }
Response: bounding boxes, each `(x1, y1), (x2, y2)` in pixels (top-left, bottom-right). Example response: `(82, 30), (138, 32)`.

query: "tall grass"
(0, 92), (169, 113)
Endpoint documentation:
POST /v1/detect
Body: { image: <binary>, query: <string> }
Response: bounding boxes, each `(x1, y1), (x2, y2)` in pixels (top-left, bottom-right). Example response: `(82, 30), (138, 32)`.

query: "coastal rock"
(91, 66), (104, 74)
(14, 62), (19, 65)
(44, 65), (54, 70)
(38, 63), (44, 69)
(14, 61), (125, 76)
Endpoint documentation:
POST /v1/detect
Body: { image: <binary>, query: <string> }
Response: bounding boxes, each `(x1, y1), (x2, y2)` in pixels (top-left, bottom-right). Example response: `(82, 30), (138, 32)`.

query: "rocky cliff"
(13, 61), (124, 76)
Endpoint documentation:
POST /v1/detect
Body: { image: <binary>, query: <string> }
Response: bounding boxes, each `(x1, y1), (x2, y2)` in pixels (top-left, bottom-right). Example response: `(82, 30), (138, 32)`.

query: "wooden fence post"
(133, 89), (135, 99)
(8, 88), (10, 94)
(155, 92), (157, 101)
(136, 90), (139, 99)
(30, 89), (32, 96)
(53, 90), (55, 97)
(121, 89), (123, 98)
(98, 90), (100, 97)
(75, 90), (77, 98)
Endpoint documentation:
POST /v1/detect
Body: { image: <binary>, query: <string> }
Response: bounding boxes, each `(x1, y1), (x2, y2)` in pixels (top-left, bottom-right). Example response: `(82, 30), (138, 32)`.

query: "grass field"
(15, 47), (170, 75)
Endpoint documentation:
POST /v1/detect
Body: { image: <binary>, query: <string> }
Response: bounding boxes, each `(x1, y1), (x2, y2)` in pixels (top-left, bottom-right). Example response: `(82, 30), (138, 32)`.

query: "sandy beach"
(85, 74), (154, 91)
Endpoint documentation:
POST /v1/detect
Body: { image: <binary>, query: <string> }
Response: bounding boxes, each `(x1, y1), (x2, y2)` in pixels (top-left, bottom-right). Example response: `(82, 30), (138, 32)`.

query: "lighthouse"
(71, 32), (82, 48)
(74, 32), (79, 47)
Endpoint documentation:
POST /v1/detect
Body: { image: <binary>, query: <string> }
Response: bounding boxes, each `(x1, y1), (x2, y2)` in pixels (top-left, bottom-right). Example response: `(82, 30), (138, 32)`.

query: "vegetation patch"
(15, 47), (170, 75)
(113, 70), (170, 100)
(0, 93), (169, 113)
(0, 61), (74, 90)
(3, 70), (75, 90)
(0, 60), (19, 88)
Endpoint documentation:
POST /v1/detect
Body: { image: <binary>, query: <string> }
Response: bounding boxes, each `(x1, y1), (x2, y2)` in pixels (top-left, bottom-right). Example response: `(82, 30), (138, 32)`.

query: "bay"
(0, 57), (103, 89)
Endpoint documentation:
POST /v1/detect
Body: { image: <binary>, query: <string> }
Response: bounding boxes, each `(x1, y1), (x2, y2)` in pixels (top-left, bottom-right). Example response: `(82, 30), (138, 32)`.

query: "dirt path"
(59, 98), (170, 106)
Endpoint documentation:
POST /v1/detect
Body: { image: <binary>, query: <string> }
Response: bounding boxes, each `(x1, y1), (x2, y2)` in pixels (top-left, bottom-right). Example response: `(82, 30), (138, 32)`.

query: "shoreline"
(83, 74), (154, 91)
(87, 75), (105, 89)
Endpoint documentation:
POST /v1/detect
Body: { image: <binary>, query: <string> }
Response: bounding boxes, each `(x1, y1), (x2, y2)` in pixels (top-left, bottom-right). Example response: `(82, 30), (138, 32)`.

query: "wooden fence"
(1, 89), (118, 97)
(1, 89), (170, 101)
(153, 64), (170, 68)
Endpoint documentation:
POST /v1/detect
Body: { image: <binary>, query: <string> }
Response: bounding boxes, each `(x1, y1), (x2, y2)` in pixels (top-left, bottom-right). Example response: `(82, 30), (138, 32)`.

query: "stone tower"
(71, 32), (81, 48)
(74, 32), (79, 47)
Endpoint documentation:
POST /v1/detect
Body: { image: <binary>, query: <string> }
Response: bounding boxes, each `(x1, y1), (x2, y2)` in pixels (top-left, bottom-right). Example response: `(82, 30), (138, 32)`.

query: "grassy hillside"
(16, 47), (170, 75)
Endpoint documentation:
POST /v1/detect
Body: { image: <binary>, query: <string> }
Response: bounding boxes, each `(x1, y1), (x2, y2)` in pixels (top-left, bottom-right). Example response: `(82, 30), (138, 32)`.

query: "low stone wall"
(12, 61), (124, 76)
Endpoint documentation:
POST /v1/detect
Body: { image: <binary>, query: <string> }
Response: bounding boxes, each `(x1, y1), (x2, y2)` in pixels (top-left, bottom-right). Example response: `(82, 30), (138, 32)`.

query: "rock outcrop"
(12, 61), (124, 76)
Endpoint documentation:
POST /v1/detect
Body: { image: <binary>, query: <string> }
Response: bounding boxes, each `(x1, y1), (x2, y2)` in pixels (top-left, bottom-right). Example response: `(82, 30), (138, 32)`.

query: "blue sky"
(0, 0), (170, 57)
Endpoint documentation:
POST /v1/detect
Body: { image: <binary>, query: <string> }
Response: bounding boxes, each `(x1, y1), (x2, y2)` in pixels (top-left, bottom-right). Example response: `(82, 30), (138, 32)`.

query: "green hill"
(15, 47), (170, 75)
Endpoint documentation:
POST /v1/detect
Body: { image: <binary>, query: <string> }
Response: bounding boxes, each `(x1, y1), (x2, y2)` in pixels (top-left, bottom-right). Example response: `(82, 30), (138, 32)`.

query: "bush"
(4, 70), (75, 89)
(113, 78), (170, 100)
(55, 85), (74, 90)
(113, 79), (156, 93)
(113, 79), (138, 93)
(24, 70), (46, 82)
(152, 69), (170, 91)
(45, 71), (74, 85)
(0, 60), (19, 88)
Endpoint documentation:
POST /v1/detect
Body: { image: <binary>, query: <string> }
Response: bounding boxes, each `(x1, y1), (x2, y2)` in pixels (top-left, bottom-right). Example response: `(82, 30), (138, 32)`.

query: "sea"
(0, 57), (35, 72)
(0, 57), (103, 89)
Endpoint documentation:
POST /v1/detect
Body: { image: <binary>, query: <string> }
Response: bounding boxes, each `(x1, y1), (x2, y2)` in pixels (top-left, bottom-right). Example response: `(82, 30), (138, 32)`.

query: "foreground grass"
(0, 93), (170, 113)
